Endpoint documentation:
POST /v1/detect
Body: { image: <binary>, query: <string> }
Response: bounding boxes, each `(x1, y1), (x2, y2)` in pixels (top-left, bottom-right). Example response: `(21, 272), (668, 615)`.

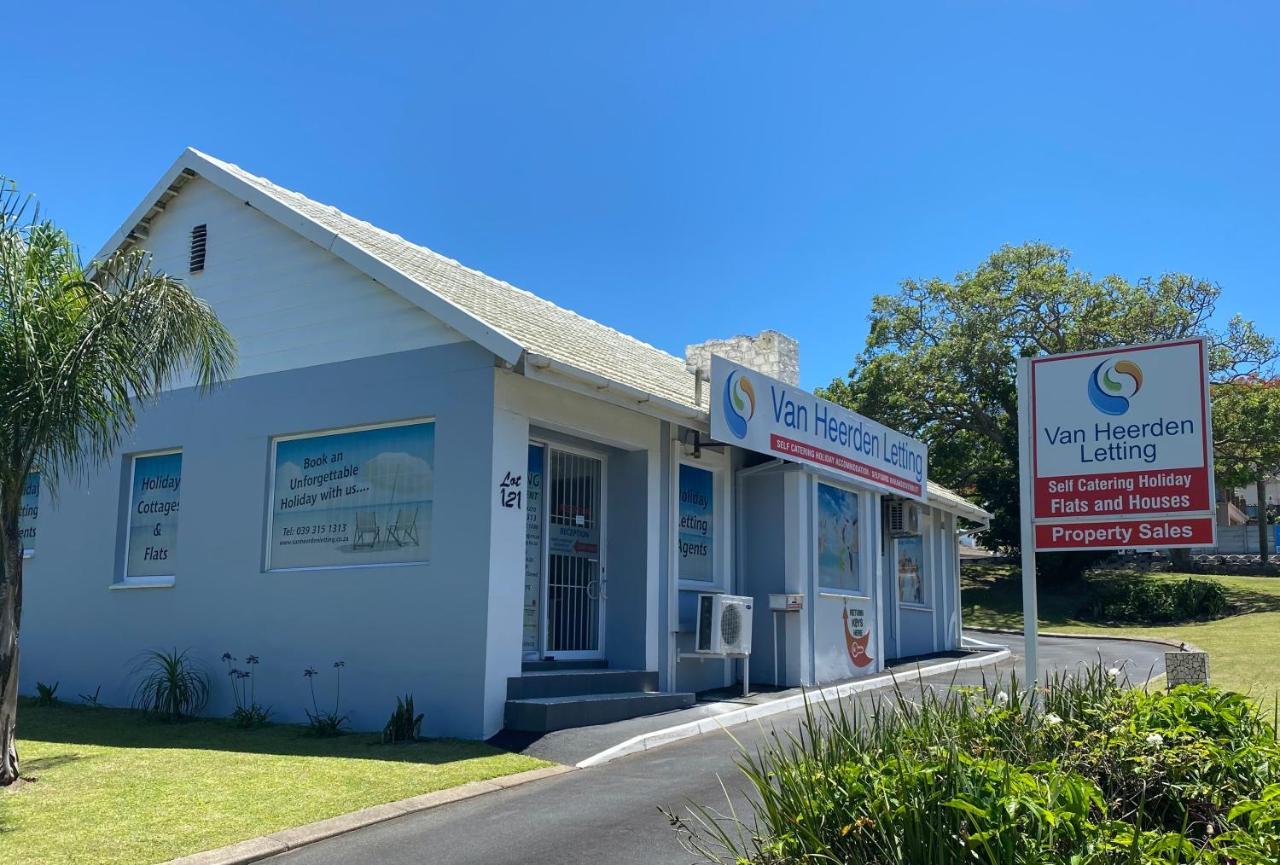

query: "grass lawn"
(963, 563), (1280, 704)
(0, 701), (550, 865)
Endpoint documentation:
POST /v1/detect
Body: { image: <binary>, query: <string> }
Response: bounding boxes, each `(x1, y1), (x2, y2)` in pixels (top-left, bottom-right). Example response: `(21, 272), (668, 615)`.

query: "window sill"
(818, 589), (870, 601)
(898, 603), (933, 612)
(110, 577), (176, 590)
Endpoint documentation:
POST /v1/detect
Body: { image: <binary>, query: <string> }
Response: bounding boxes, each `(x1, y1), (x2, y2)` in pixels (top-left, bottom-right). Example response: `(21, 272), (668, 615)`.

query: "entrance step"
(507, 669), (658, 701)
(521, 658), (608, 672)
(504, 691), (697, 733)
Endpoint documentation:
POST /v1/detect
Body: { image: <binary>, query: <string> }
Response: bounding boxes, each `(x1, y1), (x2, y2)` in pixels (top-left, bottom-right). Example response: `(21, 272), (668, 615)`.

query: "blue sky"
(5, 2), (1277, 390)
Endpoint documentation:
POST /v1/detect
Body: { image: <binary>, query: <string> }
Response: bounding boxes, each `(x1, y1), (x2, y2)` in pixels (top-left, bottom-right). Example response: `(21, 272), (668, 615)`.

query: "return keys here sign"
(1029, 338), (1216, 551)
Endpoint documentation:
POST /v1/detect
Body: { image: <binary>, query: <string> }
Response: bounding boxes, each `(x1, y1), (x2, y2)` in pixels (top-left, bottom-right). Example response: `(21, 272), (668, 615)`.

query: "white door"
(543, 448), (606, 659)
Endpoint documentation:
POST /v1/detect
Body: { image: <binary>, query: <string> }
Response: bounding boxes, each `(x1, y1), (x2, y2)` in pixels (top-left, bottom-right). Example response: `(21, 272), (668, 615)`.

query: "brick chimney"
(685, 330), (800, 386)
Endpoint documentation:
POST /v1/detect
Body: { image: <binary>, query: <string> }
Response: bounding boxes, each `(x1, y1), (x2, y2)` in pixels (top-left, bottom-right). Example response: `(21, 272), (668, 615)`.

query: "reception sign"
(678, 464), (714, 582)
(1025, 338), (1215, 551)
(710, 355), (928, 501)
(270, 421), (434, 570)
(126, 452), (182, 578)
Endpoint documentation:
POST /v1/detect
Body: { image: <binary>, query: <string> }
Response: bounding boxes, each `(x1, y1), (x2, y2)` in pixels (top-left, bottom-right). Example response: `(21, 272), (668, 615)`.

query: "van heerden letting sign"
(710, 355), (929, 502)
(1029, 338), (1216, 551)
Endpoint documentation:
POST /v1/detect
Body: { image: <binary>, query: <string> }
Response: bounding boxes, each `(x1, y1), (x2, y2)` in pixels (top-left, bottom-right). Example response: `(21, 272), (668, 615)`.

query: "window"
(817, 482), (860, 592)
(896, 535), (927, 606)
(268, 419), (435, 571)
(19, 473), (38, 557)
(125, 451), (183, 581)
(678, 464), (715, 582)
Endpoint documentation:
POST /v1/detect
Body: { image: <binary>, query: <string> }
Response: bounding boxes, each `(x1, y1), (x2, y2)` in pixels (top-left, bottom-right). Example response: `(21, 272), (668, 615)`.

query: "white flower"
(1145, 732), (1165, 748)
(1043, 712), (1063, 727)
(994, 691), (1009, 708)
(1108, 667), (1122, 681)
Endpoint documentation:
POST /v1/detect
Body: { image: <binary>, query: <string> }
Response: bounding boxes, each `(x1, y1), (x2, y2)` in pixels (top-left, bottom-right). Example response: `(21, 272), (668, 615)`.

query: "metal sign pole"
(1015, 357), (1039, 692)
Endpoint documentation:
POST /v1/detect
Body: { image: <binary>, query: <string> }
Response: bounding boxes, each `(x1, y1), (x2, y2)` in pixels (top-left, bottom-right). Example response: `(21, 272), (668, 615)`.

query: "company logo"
(1087, 358), (1144, 416)
(722, 370), (756, 439)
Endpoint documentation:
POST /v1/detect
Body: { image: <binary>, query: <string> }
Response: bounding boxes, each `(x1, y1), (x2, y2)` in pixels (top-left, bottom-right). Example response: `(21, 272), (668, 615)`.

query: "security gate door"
(544, 449), (605, 658)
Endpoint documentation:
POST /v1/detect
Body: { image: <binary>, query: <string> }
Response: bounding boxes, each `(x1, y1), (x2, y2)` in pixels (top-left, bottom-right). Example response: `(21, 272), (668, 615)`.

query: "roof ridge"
(193, 149), (691, 370)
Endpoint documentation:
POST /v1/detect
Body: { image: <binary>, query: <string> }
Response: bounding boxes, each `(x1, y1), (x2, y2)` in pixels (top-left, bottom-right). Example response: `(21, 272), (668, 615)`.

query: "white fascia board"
(96, 148), (525, 366)
(523, 353), (708, 428)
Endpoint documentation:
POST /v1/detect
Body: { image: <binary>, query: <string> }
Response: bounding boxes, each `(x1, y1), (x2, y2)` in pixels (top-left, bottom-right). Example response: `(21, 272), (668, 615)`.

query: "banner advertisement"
(1026, 338), (1215, 551)
(896, 535), (925, 606)
(710, 355), (928, 501)
(815, 595), (875, 680)
(678, 464), (714, 582)
(19, 473), (38, 554)
(126, 452), (182, 578)
(817, 482), (860, 591)
(270, 421), (434, 570)
(523, 445), (545, 657)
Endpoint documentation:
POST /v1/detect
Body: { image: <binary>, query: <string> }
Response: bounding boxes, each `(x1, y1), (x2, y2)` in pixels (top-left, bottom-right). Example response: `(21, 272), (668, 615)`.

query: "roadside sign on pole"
(1016, 338), (1217, 688)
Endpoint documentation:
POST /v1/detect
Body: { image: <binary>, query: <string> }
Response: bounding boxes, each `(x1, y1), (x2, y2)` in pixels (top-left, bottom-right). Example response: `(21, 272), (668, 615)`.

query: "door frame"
(535, 438), (608, 661)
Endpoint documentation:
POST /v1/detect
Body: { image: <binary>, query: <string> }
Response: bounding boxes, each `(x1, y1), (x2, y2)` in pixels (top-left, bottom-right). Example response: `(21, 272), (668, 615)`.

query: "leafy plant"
(78, 686), (102, 708)
(381, 693), (423, 744)
(34, 681), (58, 706)
(222, 652), (271, 728)
(131, 649), (210, 721)
(303, 661), (348, 736)
(1077, 573), (1230, 624)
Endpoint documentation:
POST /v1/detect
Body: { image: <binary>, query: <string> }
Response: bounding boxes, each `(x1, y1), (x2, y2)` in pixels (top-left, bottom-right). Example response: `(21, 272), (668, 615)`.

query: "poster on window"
(127, 453), (182, 578)
(523, 445), (545, 658)
(817, 483), (859, 591)
(270, 421), (434, 570)
(678, 465), (714, 581)
(896, 535), (925, 606)
(19, 473), (39, 553)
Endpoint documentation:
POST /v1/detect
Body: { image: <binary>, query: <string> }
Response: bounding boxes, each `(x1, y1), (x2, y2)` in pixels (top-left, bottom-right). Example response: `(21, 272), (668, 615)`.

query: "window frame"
(264, 416), (436, 573)
(676, 454), (731, 591)
(813, 478), (867, 596)
(120, 448), (184, 588)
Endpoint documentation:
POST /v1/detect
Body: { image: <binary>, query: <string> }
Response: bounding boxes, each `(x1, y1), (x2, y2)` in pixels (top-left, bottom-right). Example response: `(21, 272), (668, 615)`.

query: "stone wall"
(685, 330), (800, 386)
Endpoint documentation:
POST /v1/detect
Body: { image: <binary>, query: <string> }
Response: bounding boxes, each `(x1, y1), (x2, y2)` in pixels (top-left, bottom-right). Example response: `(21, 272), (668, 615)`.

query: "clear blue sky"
(5, 2), (1277, 390)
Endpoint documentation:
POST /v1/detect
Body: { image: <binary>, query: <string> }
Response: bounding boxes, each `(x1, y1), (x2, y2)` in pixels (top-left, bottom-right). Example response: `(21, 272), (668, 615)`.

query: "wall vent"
(189, 224), (207, 273)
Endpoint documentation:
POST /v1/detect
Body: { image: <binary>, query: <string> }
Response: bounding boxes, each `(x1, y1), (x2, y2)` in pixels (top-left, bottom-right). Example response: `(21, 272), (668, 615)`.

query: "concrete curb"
(162, 764), (574, 865)
(576, 647), (1012, 769)
(965, 625), (1205, 655)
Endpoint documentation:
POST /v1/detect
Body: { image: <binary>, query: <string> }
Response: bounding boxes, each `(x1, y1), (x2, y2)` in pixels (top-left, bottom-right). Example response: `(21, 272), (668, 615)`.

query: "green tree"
(1213, 377), (1280, 564)
(820, 242), (1275, 566)
(0, 180), (235, 785)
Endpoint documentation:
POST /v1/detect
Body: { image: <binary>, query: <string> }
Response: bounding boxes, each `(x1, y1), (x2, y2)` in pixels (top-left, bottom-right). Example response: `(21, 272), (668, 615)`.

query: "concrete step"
(504, 691), (697, 733)
(521, 658), (608, 672)
(506, 669), (658, 700)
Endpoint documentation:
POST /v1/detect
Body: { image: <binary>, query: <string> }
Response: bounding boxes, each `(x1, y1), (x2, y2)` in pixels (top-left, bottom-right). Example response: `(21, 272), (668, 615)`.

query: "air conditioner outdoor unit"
(695, 593), (753, 655)
(885, 499), (920, 537)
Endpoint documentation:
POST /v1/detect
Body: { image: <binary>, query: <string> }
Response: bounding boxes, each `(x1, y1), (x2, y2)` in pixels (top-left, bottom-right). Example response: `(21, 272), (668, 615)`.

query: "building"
(19, 149), (990, 739)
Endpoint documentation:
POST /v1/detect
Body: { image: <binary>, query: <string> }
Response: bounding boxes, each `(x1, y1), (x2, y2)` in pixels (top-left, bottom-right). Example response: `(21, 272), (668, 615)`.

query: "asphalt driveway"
(268, 632), (1168, 865)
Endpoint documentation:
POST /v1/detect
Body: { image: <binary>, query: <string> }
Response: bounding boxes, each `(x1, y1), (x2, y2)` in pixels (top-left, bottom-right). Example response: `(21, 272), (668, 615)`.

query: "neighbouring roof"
(98, 148), (990, 523)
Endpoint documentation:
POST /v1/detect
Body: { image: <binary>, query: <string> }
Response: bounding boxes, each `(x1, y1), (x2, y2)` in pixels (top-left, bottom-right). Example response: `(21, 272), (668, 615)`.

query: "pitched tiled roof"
(196, 151), (702, 411)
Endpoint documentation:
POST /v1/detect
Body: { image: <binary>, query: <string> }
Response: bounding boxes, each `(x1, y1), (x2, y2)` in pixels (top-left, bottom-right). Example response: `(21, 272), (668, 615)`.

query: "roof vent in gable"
(189, 224), (207, 274)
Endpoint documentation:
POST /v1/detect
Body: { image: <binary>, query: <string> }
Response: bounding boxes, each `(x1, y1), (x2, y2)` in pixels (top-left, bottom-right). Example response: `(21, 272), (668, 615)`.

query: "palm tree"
(0, 178), (235, 785)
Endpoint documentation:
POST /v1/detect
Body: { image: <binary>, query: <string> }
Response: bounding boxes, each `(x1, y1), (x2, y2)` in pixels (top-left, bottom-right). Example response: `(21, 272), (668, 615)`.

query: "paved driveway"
(269, 633), (1168, 865)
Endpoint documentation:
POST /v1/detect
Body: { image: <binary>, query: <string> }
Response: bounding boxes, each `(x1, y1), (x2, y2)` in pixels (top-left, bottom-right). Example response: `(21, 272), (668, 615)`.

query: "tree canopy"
(820, 242), (1276, 554)
(1213, 376), (1280, 559)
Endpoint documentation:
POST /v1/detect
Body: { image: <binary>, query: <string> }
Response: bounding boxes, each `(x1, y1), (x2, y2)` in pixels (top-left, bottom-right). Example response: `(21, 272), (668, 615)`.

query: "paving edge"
(576, 647), (1012, 769)
(160, 764), (575, 865)
(965, 625), (1205, 655)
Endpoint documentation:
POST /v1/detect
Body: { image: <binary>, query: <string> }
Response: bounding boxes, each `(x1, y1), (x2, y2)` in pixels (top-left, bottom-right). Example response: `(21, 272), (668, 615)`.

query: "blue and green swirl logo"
(1087, 358), (1144, 416)
(722, 370), (756, 439)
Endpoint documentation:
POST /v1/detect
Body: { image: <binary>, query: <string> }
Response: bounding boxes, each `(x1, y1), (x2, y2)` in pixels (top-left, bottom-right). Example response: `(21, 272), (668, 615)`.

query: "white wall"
(138, 175), (465, 382)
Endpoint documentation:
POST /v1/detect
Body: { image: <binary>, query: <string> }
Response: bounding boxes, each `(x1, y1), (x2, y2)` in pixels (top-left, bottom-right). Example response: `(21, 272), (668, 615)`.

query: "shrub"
(1077, 573), (1229, 624)
(381, 693), (424, 744)
(34, 681), (58, 706)
(668, 667), (1280, 864)
(131, 648), (210, 721)
(222, 652), (271, 728)
(303, 661), (348, 736)
(78, 685), (102, 707)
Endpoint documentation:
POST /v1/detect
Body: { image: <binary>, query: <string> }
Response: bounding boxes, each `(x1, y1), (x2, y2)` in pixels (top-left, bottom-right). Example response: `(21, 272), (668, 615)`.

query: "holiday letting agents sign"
(710, 355), (928, 501)
(1027, 338), (1215, 551)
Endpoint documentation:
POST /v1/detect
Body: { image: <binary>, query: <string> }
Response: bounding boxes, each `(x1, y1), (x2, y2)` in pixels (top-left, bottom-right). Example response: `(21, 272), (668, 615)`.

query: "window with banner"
(19, 473), (39, 557)
(678, 464), (715, 583)
(817, 482), (861, 592)
(268, 419), (434, 571)
(895, 534), (927, 607)
(125, 451), (183, 581)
